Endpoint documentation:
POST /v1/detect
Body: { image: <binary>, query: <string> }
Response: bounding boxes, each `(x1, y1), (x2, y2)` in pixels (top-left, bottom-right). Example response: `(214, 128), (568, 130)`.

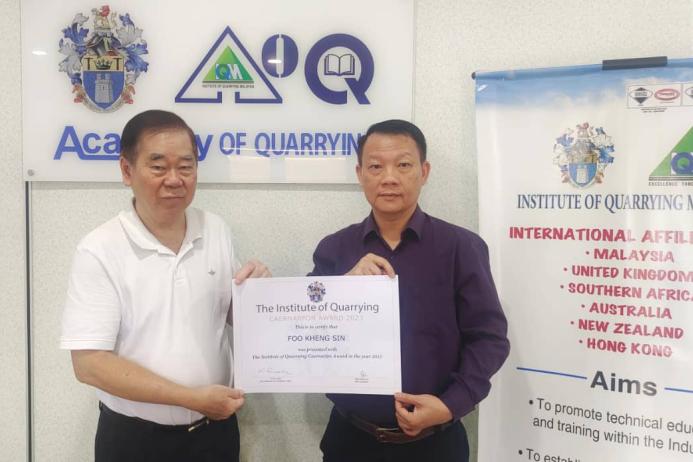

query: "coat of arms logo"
(307, 281), (326, 303)
(58, 5), (149, 112)
(553, 122), (615, 188)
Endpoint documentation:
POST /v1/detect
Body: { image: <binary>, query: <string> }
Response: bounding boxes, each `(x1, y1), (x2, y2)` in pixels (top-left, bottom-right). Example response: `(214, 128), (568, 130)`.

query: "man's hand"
(394, 392), (453, 436)
(189, 385), (245, 420)
(346, 253), (395, 277)
(234, 259), (271, 284)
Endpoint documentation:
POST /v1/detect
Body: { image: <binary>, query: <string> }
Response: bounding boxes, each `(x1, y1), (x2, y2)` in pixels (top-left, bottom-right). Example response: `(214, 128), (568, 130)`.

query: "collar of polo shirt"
(119, 200), (203, 255)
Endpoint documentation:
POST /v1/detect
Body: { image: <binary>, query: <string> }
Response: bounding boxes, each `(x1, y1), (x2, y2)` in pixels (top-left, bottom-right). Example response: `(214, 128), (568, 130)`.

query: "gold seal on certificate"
(232, 275), (401, 394)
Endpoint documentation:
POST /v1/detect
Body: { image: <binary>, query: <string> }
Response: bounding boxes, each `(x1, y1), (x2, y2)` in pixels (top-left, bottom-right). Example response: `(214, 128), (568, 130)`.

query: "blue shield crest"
(553, 123), (615, 188)
(58, 6), (149, 113)
(82, 54), (126, 110)
(568, 162), (598, 188)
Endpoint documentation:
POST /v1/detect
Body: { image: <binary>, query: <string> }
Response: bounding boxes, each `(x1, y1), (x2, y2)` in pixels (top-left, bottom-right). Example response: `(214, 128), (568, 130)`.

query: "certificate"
(232, 275), (401, 394)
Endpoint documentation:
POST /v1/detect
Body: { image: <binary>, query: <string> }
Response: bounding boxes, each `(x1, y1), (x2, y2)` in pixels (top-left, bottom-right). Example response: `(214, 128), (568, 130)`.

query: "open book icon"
(324, 53), (356, 76)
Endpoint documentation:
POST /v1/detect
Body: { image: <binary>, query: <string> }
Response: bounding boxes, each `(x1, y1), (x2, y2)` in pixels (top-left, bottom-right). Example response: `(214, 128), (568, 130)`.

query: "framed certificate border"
(232, 275), (401, 394)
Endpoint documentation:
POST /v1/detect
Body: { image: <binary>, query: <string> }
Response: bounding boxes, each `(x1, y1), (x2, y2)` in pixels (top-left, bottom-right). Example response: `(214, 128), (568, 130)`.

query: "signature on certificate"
(257, 367), (293, 383)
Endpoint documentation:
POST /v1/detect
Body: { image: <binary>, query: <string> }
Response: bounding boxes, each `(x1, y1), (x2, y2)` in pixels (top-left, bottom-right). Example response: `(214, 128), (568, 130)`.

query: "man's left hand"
(234, 260), (271, 284)
(394, 392), (453, 436)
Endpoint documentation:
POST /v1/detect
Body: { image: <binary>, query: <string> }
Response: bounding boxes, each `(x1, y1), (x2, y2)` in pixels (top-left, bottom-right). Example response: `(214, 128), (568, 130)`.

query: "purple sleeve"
(440, 234), (510, 419)
(308, 236), (338, 277)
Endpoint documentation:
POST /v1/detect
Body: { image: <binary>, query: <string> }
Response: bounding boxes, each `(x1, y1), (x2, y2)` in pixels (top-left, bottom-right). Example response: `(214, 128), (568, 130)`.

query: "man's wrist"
(172, 385), (198, 412)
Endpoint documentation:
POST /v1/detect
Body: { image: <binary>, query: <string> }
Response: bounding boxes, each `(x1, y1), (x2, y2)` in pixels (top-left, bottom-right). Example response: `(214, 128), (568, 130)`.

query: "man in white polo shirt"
(60, 110), (269, 462)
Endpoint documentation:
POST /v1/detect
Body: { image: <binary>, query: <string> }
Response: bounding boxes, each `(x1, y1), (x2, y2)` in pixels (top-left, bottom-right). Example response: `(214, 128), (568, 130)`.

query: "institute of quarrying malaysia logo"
(649, 127), (693, 185)
(58, 5), (149, 112)
(553, 122), (615, 188)
(307, 281), (326, 303)
(203, 46), (254, 89)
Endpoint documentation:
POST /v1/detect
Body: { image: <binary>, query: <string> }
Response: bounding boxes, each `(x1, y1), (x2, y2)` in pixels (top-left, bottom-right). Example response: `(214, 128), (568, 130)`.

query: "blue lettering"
(83, 133), (101, 154)
(219, 132), (235, 156)
(103, 134), (120, 155)
(54, 126), (120, 160)
(272, 133), (284, 156)
(196, 134), (214, 160)
(54, 126), (85, 159)
(345, 133), (359, 156)
(255, 133), (270, 157)
(314, 132), (328, 155)
(285, 133), (299, 156)
(236, 133), (247, 154)
(301, 133), (314, 155)
(327, 133), (339, 155)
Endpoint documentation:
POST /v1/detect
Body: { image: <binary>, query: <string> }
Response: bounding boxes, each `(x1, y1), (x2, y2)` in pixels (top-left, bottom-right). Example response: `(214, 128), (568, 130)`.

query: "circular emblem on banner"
(654, 88), (680, 101)
(307, 281), (326, 303)
(552, 122), (615, 188)
(58, 5), (149, 112)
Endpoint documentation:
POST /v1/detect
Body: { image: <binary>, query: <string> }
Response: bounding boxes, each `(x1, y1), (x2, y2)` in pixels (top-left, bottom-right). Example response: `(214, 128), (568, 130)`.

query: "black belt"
(98, 402), (211, 432)
(335, 407), (456, 444)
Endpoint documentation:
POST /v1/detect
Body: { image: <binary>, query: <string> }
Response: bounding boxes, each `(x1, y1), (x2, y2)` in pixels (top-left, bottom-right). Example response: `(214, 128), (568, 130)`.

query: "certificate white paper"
(232, 276), (401, 394)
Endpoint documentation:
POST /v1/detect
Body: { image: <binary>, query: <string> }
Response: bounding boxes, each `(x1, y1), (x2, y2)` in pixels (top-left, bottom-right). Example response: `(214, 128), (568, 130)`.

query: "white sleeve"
(60, 246), (121, 350)
(229, 225), (242, 274)
(227, 223), (241, 325)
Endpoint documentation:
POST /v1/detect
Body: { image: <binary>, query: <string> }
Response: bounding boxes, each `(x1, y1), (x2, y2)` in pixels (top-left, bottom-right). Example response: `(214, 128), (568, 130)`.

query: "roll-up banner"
(476, 58), (693, 461)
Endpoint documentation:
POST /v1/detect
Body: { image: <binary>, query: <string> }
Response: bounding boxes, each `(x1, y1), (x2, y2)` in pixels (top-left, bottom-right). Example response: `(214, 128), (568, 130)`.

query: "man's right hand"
(190, 385), (245, 420)
(346, 253), (396, 277)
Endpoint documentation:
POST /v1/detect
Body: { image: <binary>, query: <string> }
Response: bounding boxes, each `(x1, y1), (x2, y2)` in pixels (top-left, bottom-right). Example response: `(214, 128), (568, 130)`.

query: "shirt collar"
(118, 200), (202, 254)
(361, 206), (425, 242)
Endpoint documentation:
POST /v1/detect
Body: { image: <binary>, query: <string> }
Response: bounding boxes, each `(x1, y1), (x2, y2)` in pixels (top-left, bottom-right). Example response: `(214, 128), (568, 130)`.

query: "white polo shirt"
(60, 204), (239, 425)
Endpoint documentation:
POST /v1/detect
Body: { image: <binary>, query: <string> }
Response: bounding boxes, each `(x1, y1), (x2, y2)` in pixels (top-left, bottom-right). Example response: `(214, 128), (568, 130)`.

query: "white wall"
(2, 0), (692, 461)
(0, 0), (26, 460)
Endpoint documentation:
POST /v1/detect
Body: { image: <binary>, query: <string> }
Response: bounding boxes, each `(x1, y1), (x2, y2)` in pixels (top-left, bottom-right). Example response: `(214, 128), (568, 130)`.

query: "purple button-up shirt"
(309, 207), (509, 425)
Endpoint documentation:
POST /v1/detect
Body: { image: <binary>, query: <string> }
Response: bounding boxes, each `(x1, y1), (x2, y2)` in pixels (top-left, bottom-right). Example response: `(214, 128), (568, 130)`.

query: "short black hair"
(356, 119), (427, 164)
(120, 110), (197, 164)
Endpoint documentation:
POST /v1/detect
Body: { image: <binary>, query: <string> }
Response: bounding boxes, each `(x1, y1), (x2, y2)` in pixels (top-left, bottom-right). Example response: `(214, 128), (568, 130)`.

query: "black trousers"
(320, 407), (469, 462)
(95, 404), (240, 462)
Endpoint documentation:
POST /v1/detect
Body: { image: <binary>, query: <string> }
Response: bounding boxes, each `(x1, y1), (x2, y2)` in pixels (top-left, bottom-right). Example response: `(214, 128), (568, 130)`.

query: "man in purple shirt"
(310, 119), (509, 462)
